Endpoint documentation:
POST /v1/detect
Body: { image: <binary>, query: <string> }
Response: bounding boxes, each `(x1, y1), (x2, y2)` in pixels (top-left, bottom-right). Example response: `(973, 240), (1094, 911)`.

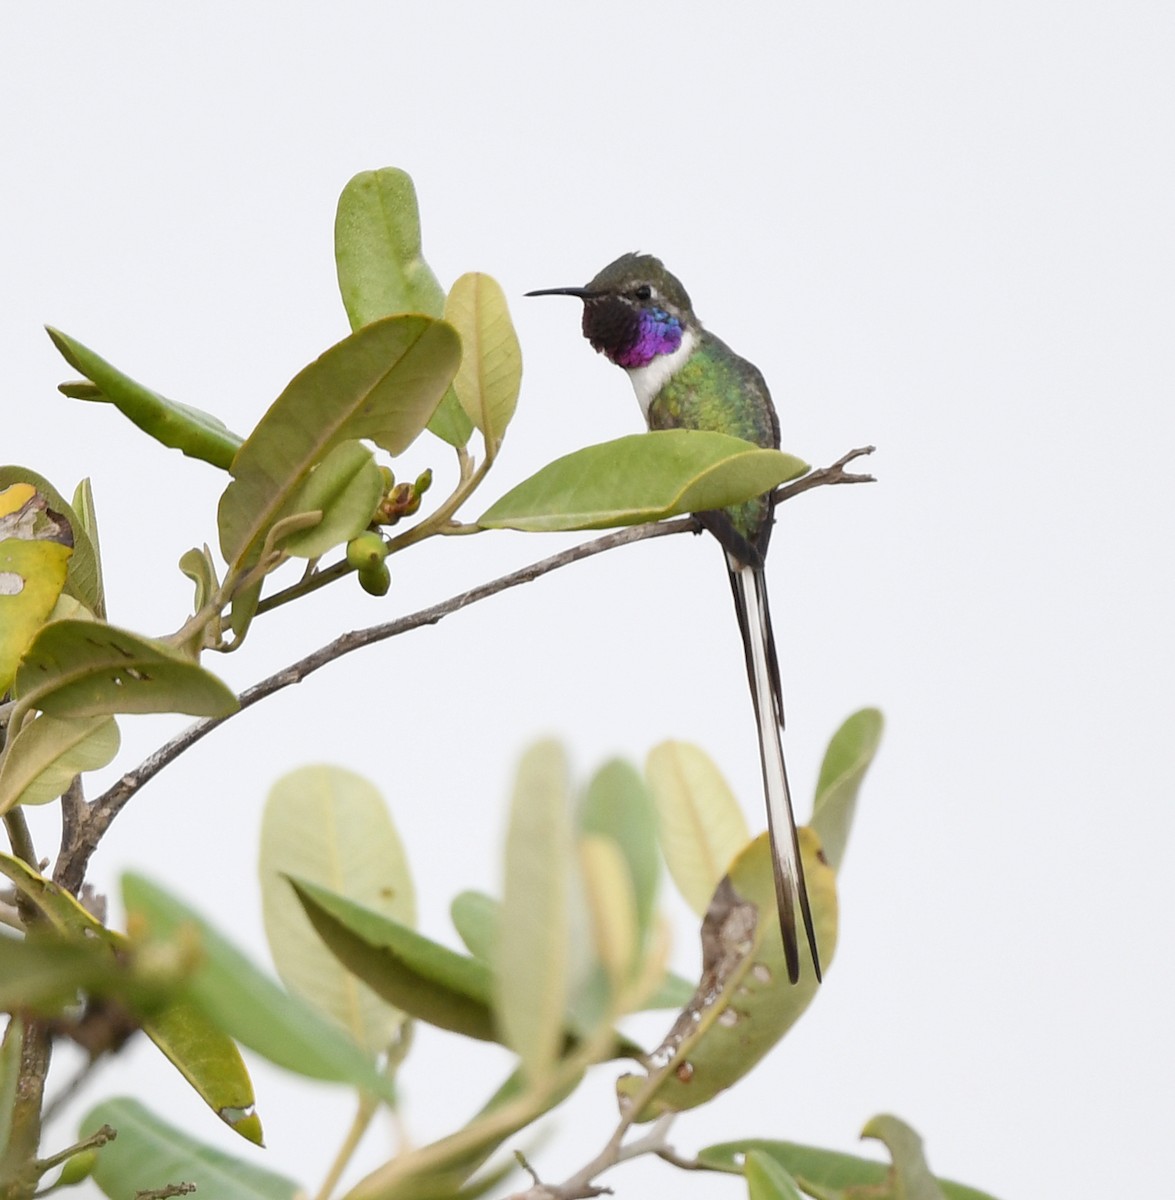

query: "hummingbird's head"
(527, 253), (697, 369)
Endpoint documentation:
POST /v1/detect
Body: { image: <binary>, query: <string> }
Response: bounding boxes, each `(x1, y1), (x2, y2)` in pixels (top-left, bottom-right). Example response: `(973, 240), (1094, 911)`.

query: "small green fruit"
(57, 1149), (98, 1187)
(358, 560), (391, 596)
(346, 531), (389, 570)
(414, 468), (433, 495)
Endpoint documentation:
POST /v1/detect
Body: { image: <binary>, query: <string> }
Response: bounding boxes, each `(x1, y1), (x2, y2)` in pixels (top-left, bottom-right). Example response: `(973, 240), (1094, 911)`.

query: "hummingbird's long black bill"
(524, 286), (601, 298)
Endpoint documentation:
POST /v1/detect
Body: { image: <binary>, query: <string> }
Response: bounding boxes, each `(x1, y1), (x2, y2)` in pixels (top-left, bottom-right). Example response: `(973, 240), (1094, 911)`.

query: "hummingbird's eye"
(632, 284), (653, 302)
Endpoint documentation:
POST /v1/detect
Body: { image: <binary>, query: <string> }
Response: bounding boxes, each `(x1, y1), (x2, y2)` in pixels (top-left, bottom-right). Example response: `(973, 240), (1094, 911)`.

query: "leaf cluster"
(0, 166), (996, 1200)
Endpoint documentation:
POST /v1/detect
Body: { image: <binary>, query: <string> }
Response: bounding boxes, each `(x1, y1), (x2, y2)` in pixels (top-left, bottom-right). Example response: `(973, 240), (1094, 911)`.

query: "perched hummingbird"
(527, 254), (821, 984)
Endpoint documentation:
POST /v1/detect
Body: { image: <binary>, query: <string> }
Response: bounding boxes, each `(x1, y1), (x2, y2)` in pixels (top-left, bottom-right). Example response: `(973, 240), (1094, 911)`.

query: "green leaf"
(580, 759), (660, 946)
(335, 168), (447, 326)
(616, 829), (836, 1120)
(290, 879), (646, 1063)
(80, 1099), (299, 1200)
(745, 1150), (805, 1200)
(143, 999), (263, 1145)
(0, 468), (102, 618)
(645, 740), (750, 915)
(260, 765), (415, 1055)
(0, 933), (170, 1015)
(495, 740), (572, 1084)
(179, 544), (218, 612)
(860, 1115), (949, 1200)
(578, 835), (638, 991)
(0, 854), (261, 1142)
(122, 873), (393, 1100)
(275, 440), (384, 559)
(811, 708), (884, 874)
(46, 328), (244, 470)
(446, 272), (523, 444)
(288, 877), (497, 1042)
(0, 1018), (21, 1161)
(699, 1138), (1002, 1200)
(0, 713), (119, 814)
(450, 889), (498, 962)
(69, 478), (106, 618)
(14, 620), (238, 719)
(478, 431), (808, 532)
(334, 166), (473, 448)
(643, 970), (695, 1010)
(217, 314), (460, 568)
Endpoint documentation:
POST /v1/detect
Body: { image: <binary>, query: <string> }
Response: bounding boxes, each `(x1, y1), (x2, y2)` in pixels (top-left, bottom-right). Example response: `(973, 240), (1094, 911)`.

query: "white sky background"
(4, 5), (1173, 1198)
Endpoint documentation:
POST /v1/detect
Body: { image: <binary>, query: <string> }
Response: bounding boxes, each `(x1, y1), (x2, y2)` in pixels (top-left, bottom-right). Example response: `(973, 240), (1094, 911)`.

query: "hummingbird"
(527, 253), (821, 984)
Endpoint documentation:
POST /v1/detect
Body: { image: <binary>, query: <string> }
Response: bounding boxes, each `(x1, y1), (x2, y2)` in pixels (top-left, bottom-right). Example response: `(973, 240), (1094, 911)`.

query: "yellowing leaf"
(494, 740), (572, 1085)
(0, 487), (74, 694)
(579, 835), (639, 993)
(446, 273), (522, 444)
(646, 741), (750, 914)
(0, 468), (102, 618)
(259, 765), (415, 1055)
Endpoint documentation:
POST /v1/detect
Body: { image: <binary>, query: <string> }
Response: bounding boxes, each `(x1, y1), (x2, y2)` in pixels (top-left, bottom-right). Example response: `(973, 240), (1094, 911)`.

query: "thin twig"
(504, 1115), (681, 1200)
(315, 1092), (379, 1200)
(774, 443), (875, 502)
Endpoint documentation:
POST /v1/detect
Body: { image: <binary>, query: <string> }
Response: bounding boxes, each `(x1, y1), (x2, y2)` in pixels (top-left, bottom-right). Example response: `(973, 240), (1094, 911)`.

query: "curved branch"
(54, 518), (694, 891)
(53, 445), (875, 892)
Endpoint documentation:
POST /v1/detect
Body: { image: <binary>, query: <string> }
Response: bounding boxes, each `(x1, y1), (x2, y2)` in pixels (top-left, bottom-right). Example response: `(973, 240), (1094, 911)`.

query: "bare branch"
(774, 443), (876, 503)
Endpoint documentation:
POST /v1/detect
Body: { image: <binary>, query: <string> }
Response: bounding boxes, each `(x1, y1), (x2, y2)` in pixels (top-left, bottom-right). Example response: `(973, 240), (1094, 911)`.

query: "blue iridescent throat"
(615, 308), (683, 368)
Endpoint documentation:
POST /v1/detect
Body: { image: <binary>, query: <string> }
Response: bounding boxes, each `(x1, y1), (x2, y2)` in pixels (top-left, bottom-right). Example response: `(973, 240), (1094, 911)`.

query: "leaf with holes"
(0, 484), (74, 694)
(14, 620), (238, 719)
(0, 468), (102, 617)
(616, 829), (836, 1120)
